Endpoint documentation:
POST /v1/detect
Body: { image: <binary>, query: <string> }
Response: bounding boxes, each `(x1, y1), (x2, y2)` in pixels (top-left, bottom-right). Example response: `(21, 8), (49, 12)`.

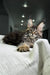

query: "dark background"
(0, 0), (50, 42)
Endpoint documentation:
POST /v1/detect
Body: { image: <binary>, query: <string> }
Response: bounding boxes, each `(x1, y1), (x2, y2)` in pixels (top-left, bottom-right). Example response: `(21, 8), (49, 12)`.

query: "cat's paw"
(17, 44), (29, 52)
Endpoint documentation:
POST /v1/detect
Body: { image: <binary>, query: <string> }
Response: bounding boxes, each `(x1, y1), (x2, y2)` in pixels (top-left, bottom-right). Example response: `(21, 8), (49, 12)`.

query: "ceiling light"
(21, 20), (24, 23)
(22, 15), (25, 18)
(32, 19), (35, 22)
(21, 24), (23, 26)
(23, 2), (28, 8)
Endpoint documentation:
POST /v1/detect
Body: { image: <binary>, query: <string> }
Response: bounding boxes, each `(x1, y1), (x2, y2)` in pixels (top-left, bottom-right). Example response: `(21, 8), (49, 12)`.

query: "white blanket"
(0, 35), (50, 75)
(36, 39), (50, 75)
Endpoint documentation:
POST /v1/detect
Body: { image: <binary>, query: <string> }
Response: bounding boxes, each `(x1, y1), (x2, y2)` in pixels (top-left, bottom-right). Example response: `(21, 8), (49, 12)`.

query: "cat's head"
(27, 21), (45, 37)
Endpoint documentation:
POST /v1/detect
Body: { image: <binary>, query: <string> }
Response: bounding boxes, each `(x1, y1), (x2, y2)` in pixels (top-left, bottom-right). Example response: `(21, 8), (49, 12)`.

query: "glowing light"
(21, 24), (23, 26)
(32, 19), (35, 22)
(22, 15), (25, 18)
(21, 20), (24, 23)
(23, 2), (28, 8)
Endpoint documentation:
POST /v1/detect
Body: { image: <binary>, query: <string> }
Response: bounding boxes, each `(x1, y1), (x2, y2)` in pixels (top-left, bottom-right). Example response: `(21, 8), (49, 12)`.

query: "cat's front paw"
(17, 44), (29, 52)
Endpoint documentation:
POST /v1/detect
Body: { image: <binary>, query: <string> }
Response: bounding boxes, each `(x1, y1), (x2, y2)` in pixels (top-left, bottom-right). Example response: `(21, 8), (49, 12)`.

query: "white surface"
(0, 35), (39, 75)
(36, 39), (50, 75)
(0, 35), (50, 75)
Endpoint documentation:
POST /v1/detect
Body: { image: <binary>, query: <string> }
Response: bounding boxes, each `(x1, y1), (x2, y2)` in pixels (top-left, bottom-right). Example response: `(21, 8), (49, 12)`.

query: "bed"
(0, 35), (50, 75)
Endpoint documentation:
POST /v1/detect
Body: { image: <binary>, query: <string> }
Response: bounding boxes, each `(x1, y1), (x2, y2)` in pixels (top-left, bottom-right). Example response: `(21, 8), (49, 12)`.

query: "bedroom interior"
(0, 0), (50, 75)
(0, 0), (50, 42)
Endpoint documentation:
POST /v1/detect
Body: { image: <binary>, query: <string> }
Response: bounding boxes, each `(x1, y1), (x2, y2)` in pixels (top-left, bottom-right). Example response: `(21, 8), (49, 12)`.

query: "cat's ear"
(37, 22), (45, 36)
(27, 19), (33, 28)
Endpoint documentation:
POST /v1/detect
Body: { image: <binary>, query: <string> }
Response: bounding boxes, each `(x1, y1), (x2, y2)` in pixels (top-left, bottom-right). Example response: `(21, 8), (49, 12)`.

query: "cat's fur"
(3, 24), (44, 52)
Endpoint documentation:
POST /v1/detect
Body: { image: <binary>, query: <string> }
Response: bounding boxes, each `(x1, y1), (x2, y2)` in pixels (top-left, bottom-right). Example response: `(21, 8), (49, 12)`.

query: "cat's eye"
(29, 33), (32, 36)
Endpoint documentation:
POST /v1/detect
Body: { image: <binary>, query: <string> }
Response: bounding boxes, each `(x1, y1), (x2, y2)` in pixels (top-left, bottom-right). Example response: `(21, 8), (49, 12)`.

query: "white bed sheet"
(0, 35), (50, 75)
(0, 35), (39, 75)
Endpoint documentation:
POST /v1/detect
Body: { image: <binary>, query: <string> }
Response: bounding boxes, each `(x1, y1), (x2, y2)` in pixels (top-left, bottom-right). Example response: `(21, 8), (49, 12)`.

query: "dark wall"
(0, 0), (9, 35)
(0, 15), (8, 35)
(44, 1), (50, 43)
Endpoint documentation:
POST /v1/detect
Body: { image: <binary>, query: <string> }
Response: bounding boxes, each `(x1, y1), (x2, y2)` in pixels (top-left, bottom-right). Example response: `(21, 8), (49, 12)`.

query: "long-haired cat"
(3, 22), (44, 52)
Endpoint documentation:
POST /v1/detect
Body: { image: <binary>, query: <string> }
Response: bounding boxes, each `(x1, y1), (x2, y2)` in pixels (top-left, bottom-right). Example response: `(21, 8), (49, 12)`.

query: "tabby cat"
(3, 23), (44, 52)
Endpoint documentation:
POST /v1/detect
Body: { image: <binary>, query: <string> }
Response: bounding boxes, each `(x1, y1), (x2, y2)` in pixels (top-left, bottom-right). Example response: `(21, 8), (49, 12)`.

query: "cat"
(3, 22), (44, 52)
